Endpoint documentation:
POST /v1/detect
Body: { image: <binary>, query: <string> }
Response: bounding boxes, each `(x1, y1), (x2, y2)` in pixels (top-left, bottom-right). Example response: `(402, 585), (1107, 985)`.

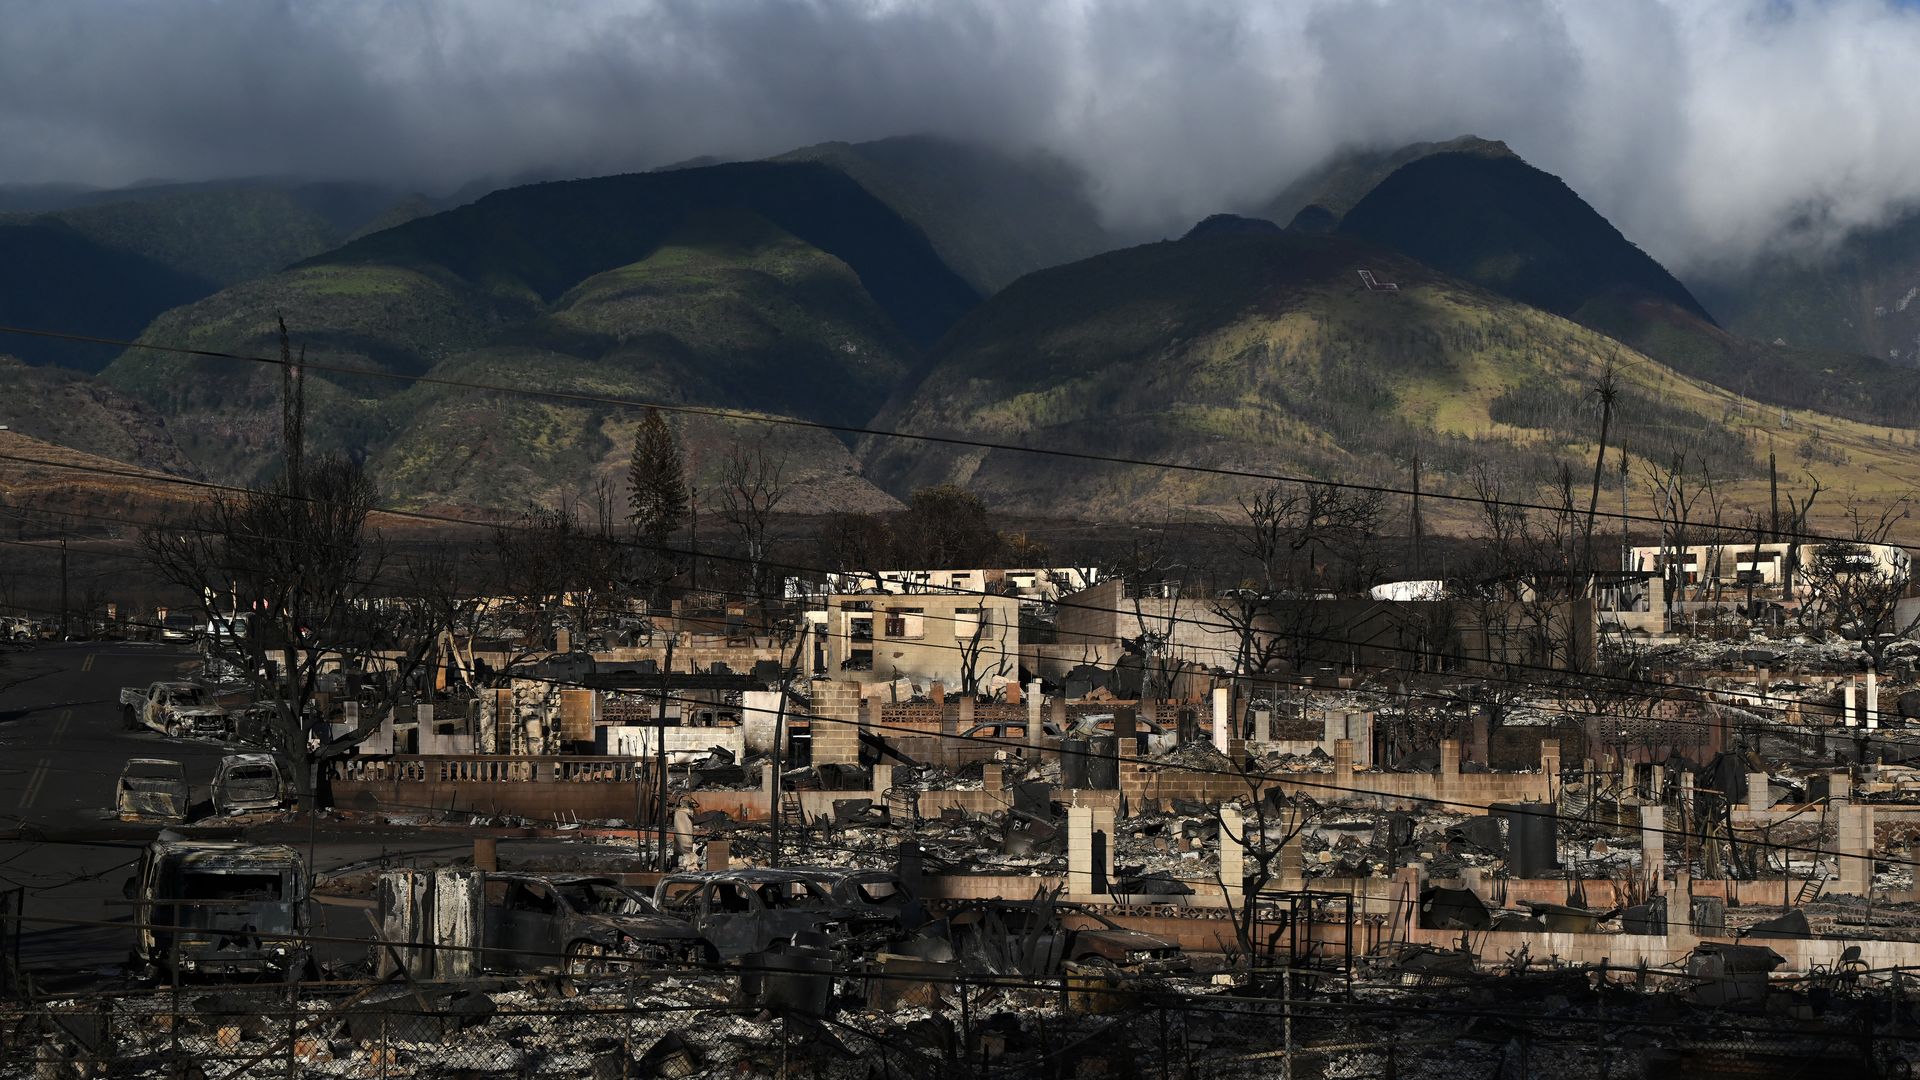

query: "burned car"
(125, 836), (310, 979)
(482, 874), (709, 975)
(211, 753), (289, 814)
(793, 867), (929, 932)
(120, 681), (230, 739)
(115, 758), (190, 824)
(654, 870), (902, 960)
(945, 896), (1189, 977)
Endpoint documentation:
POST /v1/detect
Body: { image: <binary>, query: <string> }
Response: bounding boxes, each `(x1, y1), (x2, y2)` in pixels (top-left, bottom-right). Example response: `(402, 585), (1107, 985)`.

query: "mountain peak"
(1182, 213), (1284, 241)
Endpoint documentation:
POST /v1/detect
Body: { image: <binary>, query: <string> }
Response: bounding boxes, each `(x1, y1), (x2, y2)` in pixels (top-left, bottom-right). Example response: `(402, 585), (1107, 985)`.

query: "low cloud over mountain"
(5, 1), (1919, 272)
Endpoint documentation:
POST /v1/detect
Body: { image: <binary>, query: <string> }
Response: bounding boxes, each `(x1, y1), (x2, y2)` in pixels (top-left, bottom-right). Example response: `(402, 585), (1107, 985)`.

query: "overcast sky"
(4, 0), (1918, 271)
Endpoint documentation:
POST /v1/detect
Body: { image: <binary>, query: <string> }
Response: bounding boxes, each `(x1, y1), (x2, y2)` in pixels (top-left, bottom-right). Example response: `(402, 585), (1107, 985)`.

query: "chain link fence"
(3, 966), (1914, 1079)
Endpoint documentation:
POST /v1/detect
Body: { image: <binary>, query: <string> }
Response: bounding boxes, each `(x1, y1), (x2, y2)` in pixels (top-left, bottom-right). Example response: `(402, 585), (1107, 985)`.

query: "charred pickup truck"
(482, 874), (709, 975)
(125, 835), (311, 980)
(654, 870), (904, 961)
(115, 759), (191, 824)
(944, 897), (1190, 977)
(120, 681), (230, 739)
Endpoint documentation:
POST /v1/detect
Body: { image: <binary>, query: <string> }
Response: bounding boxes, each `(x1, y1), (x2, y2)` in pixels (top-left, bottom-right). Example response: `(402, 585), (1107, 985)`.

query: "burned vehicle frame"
(120, 680), (231, 739)
(481, 874), (709, 975)
(653, 870), (902, 961)
(944, 896), (1190, 977)
(211, 753), (289, 815)
(115, 758), (190, 824)
(125, 836), (311, 980)
(791, 867), (929, 933)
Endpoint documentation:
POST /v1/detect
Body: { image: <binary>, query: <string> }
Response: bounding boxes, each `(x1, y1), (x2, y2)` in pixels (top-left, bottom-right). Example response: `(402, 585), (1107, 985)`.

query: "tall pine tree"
(627, 408), (688, 543)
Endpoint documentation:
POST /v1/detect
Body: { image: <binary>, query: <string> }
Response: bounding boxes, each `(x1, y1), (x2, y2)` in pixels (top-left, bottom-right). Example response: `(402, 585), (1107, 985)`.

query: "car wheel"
(165, 722), (182, 738)
(565, 941), (609, 977)
(1075, 955), (1122, 976)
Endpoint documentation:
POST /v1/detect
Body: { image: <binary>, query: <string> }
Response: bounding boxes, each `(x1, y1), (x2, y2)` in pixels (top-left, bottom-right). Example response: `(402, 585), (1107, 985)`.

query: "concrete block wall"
(808, 680), (864, 765)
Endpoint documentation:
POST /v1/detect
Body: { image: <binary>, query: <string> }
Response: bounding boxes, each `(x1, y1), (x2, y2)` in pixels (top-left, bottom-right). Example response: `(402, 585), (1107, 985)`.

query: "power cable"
(0, 321), (1898, 545)
(0, 476), (1898, 745)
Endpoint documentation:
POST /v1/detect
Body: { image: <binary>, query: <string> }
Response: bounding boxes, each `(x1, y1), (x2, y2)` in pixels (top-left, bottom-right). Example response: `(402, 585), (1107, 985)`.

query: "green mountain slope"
(860, 229), (1851, 519)
(370, 210), (915, 510)
(1694, 209), (1920, 364)
(1295, 143), (1920, 424)
(0, 180), (442, 371)
(317, 160), (979, 347)
(774, 135), (1118, 294)
(0, 355), (192, 473)
(100, 163), (963, 508)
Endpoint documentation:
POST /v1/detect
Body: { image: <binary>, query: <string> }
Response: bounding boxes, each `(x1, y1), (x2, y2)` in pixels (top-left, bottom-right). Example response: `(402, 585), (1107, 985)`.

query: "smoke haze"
(5, 0), (1919, 269)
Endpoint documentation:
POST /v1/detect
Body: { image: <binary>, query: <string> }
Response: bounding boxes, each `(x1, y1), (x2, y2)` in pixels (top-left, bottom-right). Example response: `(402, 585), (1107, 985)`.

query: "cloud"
(3, 0), (1918, 269)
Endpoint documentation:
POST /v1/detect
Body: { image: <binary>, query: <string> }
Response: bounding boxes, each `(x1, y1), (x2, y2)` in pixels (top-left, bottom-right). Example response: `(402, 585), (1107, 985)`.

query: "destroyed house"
(820, 592), (1021, 690)
(1630, 541), (1910, 595)
(790, 567), (1100, 607)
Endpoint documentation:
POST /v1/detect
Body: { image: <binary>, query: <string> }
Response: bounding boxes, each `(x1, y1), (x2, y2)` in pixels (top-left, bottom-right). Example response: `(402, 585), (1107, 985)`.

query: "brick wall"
(809, 680), (864, 765)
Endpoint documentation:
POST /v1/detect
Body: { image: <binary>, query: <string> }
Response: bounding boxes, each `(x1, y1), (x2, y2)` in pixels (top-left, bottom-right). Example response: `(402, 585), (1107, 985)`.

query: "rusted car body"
(128, 837), (309, 979)
(120, 681), (230, 738)
(115, 759), (190, 824)
(211, 753), (288, 814)
(794, 867), (929, 932)
(945, 897), (1189, 977)
(654, 870), (901, 960)
(482, 874), (708, 975)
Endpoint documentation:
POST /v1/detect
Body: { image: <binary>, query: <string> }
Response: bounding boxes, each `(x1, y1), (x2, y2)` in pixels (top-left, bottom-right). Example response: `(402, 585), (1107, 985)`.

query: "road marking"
(50, 708), (70, 746)
(17, 759), (47, 808)
(80, 654), (94, 673)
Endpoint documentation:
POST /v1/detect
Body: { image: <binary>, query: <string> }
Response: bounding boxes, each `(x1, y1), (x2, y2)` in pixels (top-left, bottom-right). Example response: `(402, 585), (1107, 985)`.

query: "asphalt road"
(0, 642), (470, 988)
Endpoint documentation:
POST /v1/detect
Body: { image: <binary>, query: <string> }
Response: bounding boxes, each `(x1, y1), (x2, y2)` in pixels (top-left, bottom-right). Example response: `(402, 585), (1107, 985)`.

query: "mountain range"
(2, 133), (1916, 530)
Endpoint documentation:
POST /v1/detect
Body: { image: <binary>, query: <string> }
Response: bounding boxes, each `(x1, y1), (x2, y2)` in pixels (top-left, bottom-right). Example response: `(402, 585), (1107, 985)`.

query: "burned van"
(211, 753), (289, 814)
(127, 836), (310, 979)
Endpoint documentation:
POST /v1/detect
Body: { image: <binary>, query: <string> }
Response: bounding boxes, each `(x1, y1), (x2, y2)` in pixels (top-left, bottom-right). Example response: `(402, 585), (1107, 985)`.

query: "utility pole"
(1768, 449), (1780, 544)
(1618, 446), (1630, 573)
(57, 538), (68, 639)
(766, 630), (807, 868)
(1409, 453), (1424, 579)
(654, 635), (675, 870)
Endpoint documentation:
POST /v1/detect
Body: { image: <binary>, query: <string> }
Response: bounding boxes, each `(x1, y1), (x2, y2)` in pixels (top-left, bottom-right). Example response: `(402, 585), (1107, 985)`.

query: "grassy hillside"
(0, 429), (203, 533)
(100, 165), (949, 509)
(774, 135), (1119, 294)
(862, 229), (1920, 530)
(369, 211), (914, 510)
(1318, 146), (1920, 426)
(0, 356), (193, 474)
(316, 160), (978, 347)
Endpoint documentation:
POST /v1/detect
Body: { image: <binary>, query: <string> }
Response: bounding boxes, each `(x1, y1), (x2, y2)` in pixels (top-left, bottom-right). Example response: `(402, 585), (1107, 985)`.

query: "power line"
(0, 466), (1894, 744)
(2, 602), (1900, 882)
(0, 320), (1892, 543)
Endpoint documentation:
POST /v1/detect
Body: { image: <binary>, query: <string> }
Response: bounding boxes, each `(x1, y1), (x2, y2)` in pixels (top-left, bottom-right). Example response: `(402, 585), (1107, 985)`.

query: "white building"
(1628, 541), (1909, 594)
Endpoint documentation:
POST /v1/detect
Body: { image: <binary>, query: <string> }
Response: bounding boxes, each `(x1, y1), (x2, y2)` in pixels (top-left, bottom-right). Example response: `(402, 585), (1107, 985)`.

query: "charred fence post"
(1158, 1004), (1170, 1080)
(958, 975), (971, 1070)
(170, 933), (181, 1071)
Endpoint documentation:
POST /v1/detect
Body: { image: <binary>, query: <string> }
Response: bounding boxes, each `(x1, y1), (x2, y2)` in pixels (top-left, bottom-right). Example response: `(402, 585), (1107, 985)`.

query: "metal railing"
(328, 755), (653, 784)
